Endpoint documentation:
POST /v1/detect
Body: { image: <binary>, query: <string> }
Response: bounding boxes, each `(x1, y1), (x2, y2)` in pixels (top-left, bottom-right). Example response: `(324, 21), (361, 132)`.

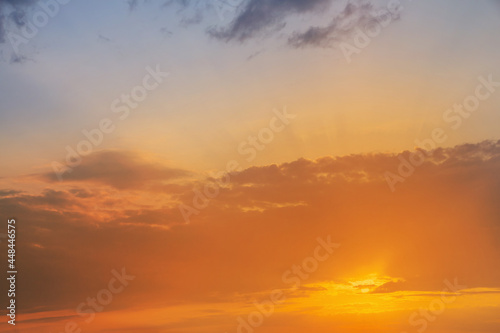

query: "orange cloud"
(1, 140), (499, 332)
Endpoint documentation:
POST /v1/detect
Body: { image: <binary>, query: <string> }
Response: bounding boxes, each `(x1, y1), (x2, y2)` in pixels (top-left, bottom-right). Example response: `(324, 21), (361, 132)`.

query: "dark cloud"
(208, 0), (331, 42)
(0, 15), (5, 43)
(98, 34), (112, 43)
(246, 49), (264, 61)
(40, 150), (191, 189)
(0, 189), (23, 197)
(371, 279), (411, 293)
(68, 188), (93, 198)
(460, 289), (500, 295)
(0, 0), (42, 63)
(3, 141), (500, 315)
(20, 314), (79, 325)
(288, 0), (400, 48)
(0, 0), (38, 42)
(127, 0), (141, 11)
(24, 189), (76, 208)
(180, 8), (204, 27)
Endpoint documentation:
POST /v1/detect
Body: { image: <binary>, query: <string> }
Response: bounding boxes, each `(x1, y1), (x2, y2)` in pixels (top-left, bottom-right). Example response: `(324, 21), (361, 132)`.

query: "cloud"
(204, 0), (402, 48)
(127, 0), (140, 10)
(24, 189), (76, 207)
(0, 0), (45, 63)
(288, 0), (400, 48)
(0, 189), (23, 197)
(0, 0), (38, 43)
(3, 140), (500, 318)
(371, 279), (414, 293)
(68, 188), (93, 198)
(460, 288), (500, 295)
(40, 150), (191, 189)
(0, 14), (5, 43)
(0, 0), (401, 59)
(208, 0), (331, 42)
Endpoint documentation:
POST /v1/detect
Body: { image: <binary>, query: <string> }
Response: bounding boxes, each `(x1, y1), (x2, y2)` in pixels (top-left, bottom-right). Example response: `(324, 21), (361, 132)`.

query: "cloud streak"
(40, 151), (191, 189)
(288, 0), (400, 48)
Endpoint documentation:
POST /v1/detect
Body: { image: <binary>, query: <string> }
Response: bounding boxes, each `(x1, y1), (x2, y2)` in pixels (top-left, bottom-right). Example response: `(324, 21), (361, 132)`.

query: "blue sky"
(1, 0), (500, 176)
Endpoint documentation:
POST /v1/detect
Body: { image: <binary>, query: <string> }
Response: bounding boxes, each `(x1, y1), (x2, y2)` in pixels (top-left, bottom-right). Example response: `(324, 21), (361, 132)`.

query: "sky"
(0, 0), (500, 332)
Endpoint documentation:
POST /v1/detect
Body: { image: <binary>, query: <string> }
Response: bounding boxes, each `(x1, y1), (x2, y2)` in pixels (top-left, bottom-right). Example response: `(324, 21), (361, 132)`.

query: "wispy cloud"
(40, 150), (191, 190)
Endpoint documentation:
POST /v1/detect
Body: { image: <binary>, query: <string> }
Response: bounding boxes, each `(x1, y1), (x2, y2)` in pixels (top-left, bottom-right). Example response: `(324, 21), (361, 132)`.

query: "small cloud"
(371, 280), (408, 293)
(68, 188), (94, 198)
(0, 189), (23, 197)
(0, 0), (39, 43)
(41, 150), (191, 190)
(246, 49), (264, 61)
(288, 0), (400, 48)
(160, 27), (173, 37)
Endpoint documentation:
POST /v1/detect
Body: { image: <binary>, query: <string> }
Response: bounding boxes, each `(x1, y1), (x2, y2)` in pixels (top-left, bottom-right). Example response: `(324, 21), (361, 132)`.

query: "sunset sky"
(1, 0), (500, 332)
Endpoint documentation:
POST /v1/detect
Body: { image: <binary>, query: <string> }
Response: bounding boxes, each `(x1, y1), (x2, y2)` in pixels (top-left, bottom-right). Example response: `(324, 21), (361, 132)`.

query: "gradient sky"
(0, 0), (500, 333)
